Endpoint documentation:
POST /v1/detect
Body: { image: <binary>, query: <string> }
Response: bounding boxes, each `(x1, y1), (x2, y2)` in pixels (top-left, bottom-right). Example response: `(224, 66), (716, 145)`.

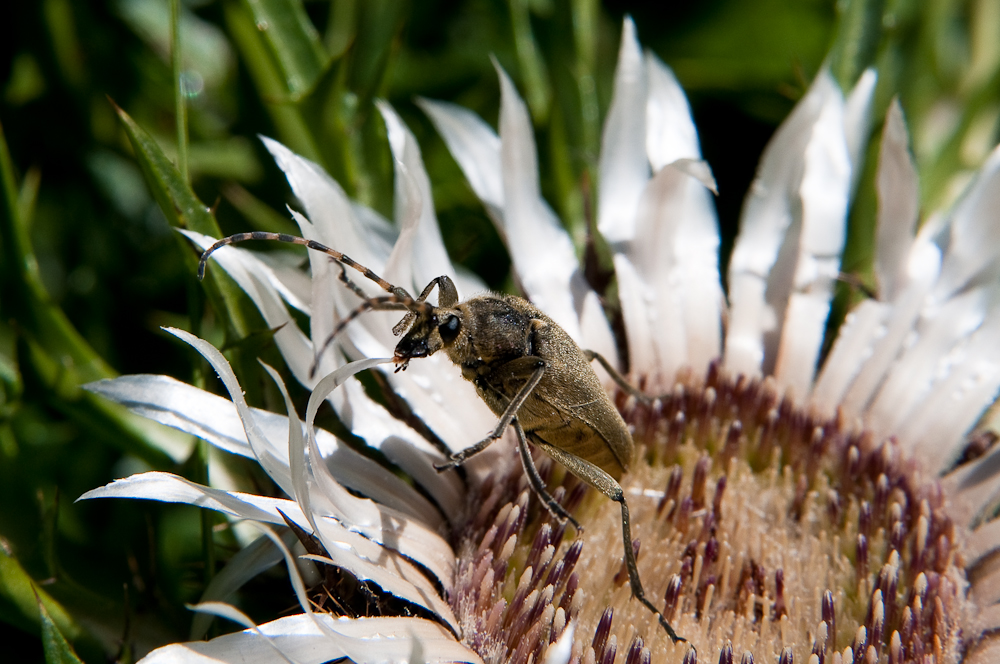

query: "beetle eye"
(438, 315), (461, 343)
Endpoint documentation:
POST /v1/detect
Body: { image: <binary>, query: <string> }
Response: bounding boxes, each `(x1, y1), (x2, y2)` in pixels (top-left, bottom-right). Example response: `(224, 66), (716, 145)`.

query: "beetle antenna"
(197, 232), (411, 300)
(309, 295), (433, 378)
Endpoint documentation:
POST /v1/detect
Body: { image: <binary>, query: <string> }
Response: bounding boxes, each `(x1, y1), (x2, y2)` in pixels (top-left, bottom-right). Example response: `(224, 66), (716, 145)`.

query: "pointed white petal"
(84, 375), (444, 528)
(810, 300), (890, 414)
(941, 446), (1000, 527)
(621, 164), (709, 386)
(303, 359), (457, 591)
(650, 162), (724, 377)
(865, 287), (990, 440)
(645, 53), (702, 169)
(901, 298), (1000, 469)
(140, 614), (482, 664)
(496, 63), (581, 334)
(169, 328), (298, 496)
(261, 362), (313, 541)
(80, 472), (308, 525)
(841, 239), (942, 416)
(670, 158), (717, 193)
(725, 71), (849, 390)
(725, 73), (837, 377)
(417, 96), (504, 215)
(253, 251), (313, 315)
(875, 100), (920, 301)
(934, 144), (1000, 301)
(86, 471), (459, 628)
(772, 79), (851, 395)
(379, 101), (464, 293)
(494, 62), (618, 369)
(613, 254), (661, 380)
(87, 374), (253, 458)
(190, 534), (285, 640)
(263, 137), (383, 270)
(964, 514), (1000, 566)
(597, 17), (649, 245)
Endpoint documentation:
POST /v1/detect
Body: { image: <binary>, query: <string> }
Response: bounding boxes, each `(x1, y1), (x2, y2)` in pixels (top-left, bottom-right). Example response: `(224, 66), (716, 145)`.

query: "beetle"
(198, 231), (685, 643)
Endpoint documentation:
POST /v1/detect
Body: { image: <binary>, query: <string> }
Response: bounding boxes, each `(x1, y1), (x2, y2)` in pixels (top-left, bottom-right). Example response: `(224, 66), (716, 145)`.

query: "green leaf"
(0, 120), (115, 384)
(112, 101), (219, 237)
(39, 599), (84, 664)
(23, 334), (184, 467)
(0, 545), (79, 643)
(222, 183), (300, 235)
(244, 0), (328, 98)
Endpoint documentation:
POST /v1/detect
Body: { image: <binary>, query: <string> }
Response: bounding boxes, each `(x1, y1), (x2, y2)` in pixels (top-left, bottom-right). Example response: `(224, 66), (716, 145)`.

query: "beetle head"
(393, 307), (463, 372)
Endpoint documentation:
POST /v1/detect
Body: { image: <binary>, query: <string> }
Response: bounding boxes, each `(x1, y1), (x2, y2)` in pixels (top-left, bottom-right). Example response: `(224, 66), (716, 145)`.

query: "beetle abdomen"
(528, 420), (626, 480)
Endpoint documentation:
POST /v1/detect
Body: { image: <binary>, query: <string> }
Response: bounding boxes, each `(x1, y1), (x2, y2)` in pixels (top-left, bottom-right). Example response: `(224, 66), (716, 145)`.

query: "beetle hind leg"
(584, 349), (658, 403)
(515, 421), (581, 531)
(529, 437), (687, 644)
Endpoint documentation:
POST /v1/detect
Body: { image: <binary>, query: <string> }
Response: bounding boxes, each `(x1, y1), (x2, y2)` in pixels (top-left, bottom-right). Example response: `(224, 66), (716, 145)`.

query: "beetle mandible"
(198, 231), (685, 643)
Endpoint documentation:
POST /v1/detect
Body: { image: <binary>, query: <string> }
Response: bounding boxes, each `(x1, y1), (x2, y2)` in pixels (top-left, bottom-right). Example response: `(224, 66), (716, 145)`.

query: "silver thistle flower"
(84, 19), (1000, 664)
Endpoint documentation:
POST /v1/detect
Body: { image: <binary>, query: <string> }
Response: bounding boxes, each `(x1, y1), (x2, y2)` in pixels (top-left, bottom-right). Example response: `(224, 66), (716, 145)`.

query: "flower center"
(452, 363), (973, 664)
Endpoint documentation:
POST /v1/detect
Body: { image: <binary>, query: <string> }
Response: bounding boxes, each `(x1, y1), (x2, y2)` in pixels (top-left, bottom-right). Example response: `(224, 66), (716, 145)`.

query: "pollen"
(451, 363), (974, 664)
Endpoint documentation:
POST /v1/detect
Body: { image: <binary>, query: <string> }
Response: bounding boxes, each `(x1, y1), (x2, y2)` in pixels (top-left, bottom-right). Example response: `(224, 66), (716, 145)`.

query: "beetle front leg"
(434, 359), (546, 472)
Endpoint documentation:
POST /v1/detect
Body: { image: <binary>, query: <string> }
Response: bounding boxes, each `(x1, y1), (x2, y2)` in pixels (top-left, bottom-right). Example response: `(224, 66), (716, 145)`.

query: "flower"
(83, 18), (1000, 664)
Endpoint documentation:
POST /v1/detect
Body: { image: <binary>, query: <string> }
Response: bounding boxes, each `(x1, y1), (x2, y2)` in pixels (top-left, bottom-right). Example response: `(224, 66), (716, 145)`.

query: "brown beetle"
(199, 231), (685, 643)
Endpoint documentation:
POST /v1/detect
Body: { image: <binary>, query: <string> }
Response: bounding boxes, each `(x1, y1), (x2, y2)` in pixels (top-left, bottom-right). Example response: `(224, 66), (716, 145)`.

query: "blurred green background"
(1, 0), (997, 661)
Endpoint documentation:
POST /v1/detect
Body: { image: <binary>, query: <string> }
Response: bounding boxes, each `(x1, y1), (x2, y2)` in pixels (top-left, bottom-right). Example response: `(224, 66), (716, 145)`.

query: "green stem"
(171, 0), (189, 183)
(829, 0), (886, 91)
(507, 0), (551, 124)
(224, 0), (324, 166)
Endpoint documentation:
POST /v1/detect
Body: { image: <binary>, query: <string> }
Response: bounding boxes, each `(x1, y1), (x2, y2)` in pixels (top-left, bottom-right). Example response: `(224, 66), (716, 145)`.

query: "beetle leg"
(334, 263), (370, 300)
(434, 359), (546, 471)
(529, 438), (686, 644)
(514, 420), (581, 531)
(584, 349), (655, 403)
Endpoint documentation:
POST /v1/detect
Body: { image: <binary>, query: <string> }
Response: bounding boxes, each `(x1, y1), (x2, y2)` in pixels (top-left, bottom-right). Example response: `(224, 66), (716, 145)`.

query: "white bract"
(83, 18), (1000, 663)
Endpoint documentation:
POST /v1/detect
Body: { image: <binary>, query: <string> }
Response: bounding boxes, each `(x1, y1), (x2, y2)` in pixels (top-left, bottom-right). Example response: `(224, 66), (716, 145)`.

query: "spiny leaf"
(111, 99), (220, 237)
(39, 598), (84, 664)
